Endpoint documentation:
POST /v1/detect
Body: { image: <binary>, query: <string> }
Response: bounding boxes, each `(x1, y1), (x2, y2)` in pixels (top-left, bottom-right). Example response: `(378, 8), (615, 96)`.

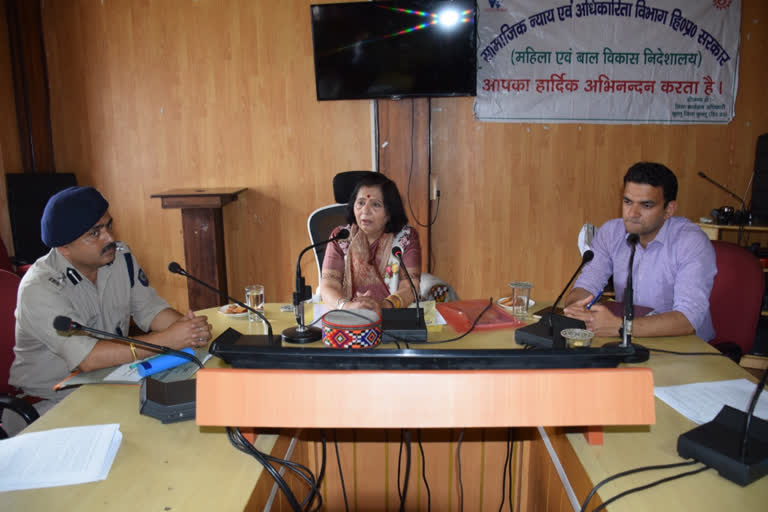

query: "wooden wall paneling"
(377, 98), (431, 272)
(0, 2), (22, 252)
(431, 1), (768, 302)
(40, 1), (372, 311)
(4, 0), (54, 173)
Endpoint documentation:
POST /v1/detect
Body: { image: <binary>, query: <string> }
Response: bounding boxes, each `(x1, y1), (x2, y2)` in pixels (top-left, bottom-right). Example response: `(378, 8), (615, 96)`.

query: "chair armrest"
(0, 394), (40, 425)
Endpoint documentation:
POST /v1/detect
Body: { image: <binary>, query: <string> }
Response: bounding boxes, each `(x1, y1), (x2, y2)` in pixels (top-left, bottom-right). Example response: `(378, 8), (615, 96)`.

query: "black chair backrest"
(308, 204), (348, 274)
(333, 171), (372, 203)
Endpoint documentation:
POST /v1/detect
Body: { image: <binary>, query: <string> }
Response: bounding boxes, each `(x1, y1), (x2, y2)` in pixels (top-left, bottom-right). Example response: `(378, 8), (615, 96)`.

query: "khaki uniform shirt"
(9, 242), (170, 400)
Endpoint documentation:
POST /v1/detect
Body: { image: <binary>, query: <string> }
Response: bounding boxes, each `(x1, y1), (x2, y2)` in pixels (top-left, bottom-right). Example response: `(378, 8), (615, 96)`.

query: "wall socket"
(430, 176), (439, 200)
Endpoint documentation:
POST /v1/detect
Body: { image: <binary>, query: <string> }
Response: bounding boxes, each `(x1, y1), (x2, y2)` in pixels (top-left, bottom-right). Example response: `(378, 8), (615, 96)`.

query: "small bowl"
(560, 328), (594, 348)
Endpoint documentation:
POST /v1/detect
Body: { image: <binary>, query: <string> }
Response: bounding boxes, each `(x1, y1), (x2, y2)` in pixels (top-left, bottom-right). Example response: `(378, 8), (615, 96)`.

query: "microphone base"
(139, 378), (196, 423)
(281, 325), (323, 344)
(678, 405), (768, 486)
(600, 341), (650, 363)
(382, 308), (427, 342)
(514, 313), (586, 349)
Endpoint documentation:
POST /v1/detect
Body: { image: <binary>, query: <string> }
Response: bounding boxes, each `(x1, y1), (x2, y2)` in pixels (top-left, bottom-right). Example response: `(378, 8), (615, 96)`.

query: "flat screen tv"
(310, 1), (477, 101)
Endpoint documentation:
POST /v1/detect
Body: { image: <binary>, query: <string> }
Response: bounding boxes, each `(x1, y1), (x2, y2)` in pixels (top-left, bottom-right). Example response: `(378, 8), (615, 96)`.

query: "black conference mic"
(282, 228), (350, 344)
(52, 315), (203, 368)
(391, 246), (421, 325)
(514, 251), (593, 349)
(168, 261), (274, 338)
(621, 234), (639, 347)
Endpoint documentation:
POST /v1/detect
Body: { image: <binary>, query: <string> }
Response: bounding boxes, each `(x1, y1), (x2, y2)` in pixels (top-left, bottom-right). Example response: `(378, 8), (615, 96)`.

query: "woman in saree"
(319, 173), (421, 313)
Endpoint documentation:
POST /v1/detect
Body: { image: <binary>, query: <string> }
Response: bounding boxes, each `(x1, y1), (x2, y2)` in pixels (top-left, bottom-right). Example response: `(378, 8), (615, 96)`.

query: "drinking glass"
(245, 284), (265, 322)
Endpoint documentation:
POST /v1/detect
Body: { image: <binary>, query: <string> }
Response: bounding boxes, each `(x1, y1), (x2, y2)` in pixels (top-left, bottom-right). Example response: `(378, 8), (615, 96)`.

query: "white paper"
(0, 424), (122, 491)
(654, 379), (768, 425)
(103, 362), (142, 382)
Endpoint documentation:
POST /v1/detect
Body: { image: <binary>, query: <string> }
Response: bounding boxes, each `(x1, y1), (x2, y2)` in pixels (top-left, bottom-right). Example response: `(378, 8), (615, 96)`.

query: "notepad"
(0, 423), (122, 491)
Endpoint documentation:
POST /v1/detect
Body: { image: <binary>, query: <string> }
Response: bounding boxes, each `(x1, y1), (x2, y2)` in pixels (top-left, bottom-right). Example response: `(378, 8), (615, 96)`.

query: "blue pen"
(586, 291), (603, 310)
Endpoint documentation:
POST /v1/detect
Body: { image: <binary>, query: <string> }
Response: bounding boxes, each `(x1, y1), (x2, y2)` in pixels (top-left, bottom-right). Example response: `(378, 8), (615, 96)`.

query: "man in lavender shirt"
(563, 162), (716, 341)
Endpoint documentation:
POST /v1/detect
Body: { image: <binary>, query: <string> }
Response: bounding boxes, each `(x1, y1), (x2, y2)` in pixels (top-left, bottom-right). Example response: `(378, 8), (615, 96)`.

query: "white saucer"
(218, 305), (248, 318)
(496, 296), (535, 312)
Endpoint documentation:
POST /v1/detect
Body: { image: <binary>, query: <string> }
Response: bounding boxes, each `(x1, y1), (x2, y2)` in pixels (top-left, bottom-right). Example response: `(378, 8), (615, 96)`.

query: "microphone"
(53, 315), (203, 368)
(53, 315), (202, 423)
(282, 228), (350, 344)
(391, 246), (421, 325)
(168, 261), (274, 338)
(621, 234), (639, 347)
(514, 251), (594, 349)
(698, 171), (747, 207)
(548, 250), (594, 325)
(698, 171), (749, 244)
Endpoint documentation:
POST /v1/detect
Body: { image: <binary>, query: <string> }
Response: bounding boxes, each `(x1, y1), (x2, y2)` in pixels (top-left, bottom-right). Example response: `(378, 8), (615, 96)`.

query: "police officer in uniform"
(8, 186), (211, 419)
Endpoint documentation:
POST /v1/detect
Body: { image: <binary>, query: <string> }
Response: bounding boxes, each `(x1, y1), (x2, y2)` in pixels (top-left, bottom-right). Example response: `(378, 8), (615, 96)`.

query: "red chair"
(0, 237), (31, 277)
(0, 269), (39, 437)
(709, 241), (765, 358)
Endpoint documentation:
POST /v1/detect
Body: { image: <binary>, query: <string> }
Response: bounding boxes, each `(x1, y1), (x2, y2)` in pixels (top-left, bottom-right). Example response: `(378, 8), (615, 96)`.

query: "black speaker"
(6, 173), (77, 264)
(752, 133), (768, 225)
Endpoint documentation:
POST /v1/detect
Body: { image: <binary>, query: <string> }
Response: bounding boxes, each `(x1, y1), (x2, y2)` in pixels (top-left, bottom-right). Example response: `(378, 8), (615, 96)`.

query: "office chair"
(708, 241), (765, 360)
(0, 269), (39, 438)
(0, 237), (31, 277)
(308, 171), (458, 303)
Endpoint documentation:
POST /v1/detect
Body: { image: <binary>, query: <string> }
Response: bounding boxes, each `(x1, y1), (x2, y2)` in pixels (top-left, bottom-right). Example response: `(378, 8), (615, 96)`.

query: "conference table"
(2, 303), (767, 511)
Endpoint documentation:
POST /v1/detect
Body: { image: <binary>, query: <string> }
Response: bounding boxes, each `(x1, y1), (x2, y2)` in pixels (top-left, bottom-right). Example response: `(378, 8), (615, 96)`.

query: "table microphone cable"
(499, 428), (514, 512)
(396, 429), (412, 512)
(333, 430), (350, 512)
(578, 460), (708, 512)
(227, 427), (324, 512)
(417, 429), (432, 512)
(408, 298), (495, 345)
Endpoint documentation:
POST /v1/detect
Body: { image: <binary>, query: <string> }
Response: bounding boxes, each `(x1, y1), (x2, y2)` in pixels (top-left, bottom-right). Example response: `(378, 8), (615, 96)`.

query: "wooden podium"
(151, 187), (246, 310)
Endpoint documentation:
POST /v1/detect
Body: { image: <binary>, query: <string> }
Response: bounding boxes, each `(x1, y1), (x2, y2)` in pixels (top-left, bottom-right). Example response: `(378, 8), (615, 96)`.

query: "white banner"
(474, 0), (741, 124)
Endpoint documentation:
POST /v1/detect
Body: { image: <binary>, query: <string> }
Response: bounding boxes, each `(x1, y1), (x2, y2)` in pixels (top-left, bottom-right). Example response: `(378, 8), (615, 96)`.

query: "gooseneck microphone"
(514, 250), (594, 349)
(53, 315), (203, 368)
(621, 234), (639, 347)
(697, 171), (747, 208)
(548, 249), (594, 325)
(282, 228), (350, 344)
(391, 246), (421, 325)
(168, 261), (273, 338)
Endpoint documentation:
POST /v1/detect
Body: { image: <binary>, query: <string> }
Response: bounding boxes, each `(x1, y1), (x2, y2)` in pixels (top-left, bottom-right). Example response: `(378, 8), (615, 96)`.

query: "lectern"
(151, 187), (246, 310)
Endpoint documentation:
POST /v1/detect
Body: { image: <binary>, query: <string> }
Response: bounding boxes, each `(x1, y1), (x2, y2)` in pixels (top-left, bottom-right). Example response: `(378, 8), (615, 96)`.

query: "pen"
(586, 291), (603, 310)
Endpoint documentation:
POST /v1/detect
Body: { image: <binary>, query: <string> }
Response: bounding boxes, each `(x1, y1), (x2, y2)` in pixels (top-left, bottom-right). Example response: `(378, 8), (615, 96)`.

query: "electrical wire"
(226, 428), (303, 512)
(456, 429), (465, 512)
(398, 429), (412, 512)
(647, 348), (730, 356)
(578, 460), (702, 512)
(333, 430), (350, 512)
(499, 428), (514, 512)
(417, 429), (431, 512)
(589, 465), (711, 512)
(408, 297), (495, 344)
(405, 99), (440, 227)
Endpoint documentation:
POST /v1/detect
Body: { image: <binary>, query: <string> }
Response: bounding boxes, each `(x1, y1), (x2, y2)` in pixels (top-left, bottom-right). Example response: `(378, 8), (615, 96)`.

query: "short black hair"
(623, 162), (678, 205)
(345, 173), (409, 234)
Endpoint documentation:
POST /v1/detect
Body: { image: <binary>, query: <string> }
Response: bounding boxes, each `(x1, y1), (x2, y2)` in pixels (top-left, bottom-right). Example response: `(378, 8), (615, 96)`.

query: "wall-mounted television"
(310, 1), (477, 101)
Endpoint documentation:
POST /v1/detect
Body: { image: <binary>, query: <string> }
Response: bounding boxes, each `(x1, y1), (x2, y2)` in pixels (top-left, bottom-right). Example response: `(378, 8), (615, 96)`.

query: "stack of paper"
(0, 423), (122, 492)
(654, 379), (768, 425)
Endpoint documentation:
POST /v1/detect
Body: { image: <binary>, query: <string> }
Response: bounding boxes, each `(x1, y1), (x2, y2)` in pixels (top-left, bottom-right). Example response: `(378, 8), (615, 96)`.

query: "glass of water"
(245, 284), (265, 322)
